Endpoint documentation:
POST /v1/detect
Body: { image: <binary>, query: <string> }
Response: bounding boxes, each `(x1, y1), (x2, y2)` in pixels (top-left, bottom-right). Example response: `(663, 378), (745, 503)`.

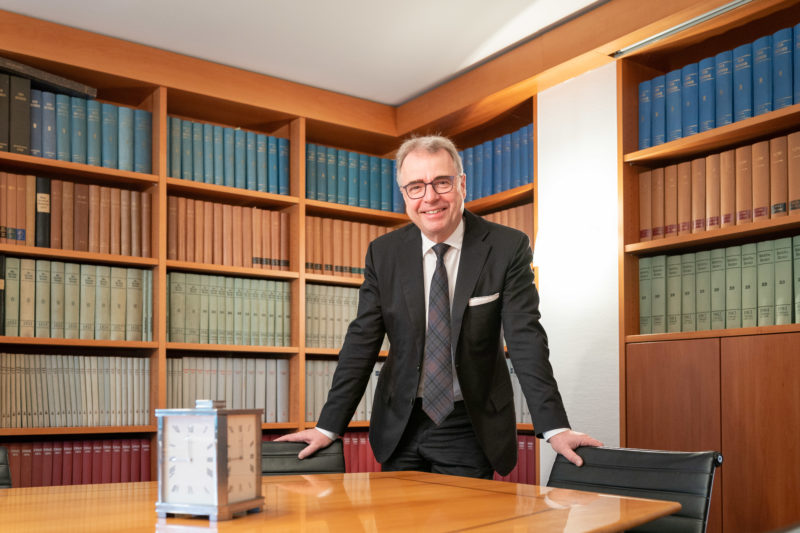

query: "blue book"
(316, 145), (327, 201)
(358, 153), (369, 207)
(180, 119), (192, 179)
(651, 75), (666, 145)
(245, 131), (257, 190)
(482, 141), (493, 198)
(638, 80), (652, 149)
(463, 147), (474, 202)
(267, 136), (279, 194)
(223, 127), (234, 187)
(511, 130), (522, 188)
(70, 97), (87, 163)
(347, 151), (358, 206)
(773, 28), (793, 110)
(715, 51), (733, 126)
(278, 137), (289, 195)
(473, 141), (483, 200)
(337, 149), (348, 204)
(203, 123), (213, 183)
(133, 109), (152, 174)
(234, 129), (246, 189)
(501, 133), (512, 191)
(492, 138), (503, 194)
(325, 145), (336, 202)
(117, 106), (134, 171)
(55, 94), (71, 161)
(305, 143), (317, 199)
(752, 35), (773, 116)
(380, 158), (391, 211)
(213, 125), (224, 185)
(733, 43), (753, 122)
(256, 134), (267, 192)
(392, 160), (403, 213)
(520, 126), (530, 185)
(665, 69), (682, 141)
(681, 63), (699, 136)
(527, 124), (534, 183)
(369, 156), (381, 210)
(698, 57), (716, 132)
(166, 116), (171, 173)
(170, 116), (181, 177)
(795, 23), (800, 105)
(86, 100), (101, 166)
(29, 89), (42, 157)
(41, 91), (56, 159)
(101, 102), (117, 169)
(192, 121), (203, 181)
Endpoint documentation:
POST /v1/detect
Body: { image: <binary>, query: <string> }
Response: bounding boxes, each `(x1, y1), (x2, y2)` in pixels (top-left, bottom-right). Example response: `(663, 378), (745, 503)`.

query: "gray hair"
(395, 135), (464, 184)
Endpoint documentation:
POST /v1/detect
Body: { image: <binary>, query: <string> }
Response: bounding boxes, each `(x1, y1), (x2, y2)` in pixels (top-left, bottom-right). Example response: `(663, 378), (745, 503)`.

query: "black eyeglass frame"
(400, 175), (458, 199)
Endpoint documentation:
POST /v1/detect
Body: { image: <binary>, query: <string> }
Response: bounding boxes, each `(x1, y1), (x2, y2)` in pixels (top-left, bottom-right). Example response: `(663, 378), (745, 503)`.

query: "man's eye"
(407, 185), (423, 194)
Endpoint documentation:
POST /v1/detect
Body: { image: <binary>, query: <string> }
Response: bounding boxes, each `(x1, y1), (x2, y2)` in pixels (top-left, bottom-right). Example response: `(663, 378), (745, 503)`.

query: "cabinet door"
(722, 333), (800, 533)
(626, 338), (722, 533)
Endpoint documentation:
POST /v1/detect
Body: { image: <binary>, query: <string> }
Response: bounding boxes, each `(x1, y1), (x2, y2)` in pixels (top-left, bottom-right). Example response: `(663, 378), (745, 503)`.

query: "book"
(56, 94), (70, 161)
(70, 97), (87, 164)
(64, 263), (80, 338)
(30, 89), (42, 157)
(773, 28), (793, 110)
(638, 257), (651, 334)
(757, 240), (775, 326)
(710, 248), (726, 330)
(752, 35), (773, 116)
(735, 145), (753, 224)
(25, 174), (35, 246)
(794, 236), (800, 324)
(691, 158), (705, 233)
(95, 265), (111, 340)
(752, 140), (770, 222)
(19, 258), (36, 337)
(651, 167), (664, 239)
(87, 100), (101, 166)
(79, 264), (96, 340)
(4, 257), (20, 336)
(117, 106), (134, 171)
(677, 161), (692, 235)
(62, 181), (74, 249)
(125, 268), (143, 341)
(305, 143), (317, 199)
(35, 176), (51, 247)
(788, 132), (800, 216)
(34, 260), (51, 337)
(774, 237), (793, 325)
(666, 255), (682, 333)
(651, 75), (666, 145)
(42, 92), (56, 159)
(638, 80), (651, 149)
(50, 261), (64, 338)
(725, 246), (742, 329)
(73, 183), (90, 251)
(733, 43), (753, 122)
(715, 50), (733, 127)
(698, 56), (715, 132)
(681, 63), (698, 136)
(9, 76), (30, 154)
(695, 251), (711, 331)
(133, 109), (152, 173)
(50, 179), (62, 248)
(663, 165), (677, 238)
(770, 136), (788, 218)
(0, 75), (7, 152)
(101, 103), (118, 169)
(705, 154), (720, 231)
(720, 149), (736, 227)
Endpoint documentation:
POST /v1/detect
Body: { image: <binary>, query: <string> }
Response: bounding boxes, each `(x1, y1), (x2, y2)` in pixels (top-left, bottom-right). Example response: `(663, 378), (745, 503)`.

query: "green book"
(638, 257), (652, 334)
(241, 277), (251, 345)
(109, 267), (127, 341)
(78, 263), (96, 340)
(208, 274), (218, 345)
(19, 259), (36, 337)
(50, 261), (65, 338)
(63, 263), (80, 338)
(125, 268), (143, 341)
(774, 237), (793, 325)
(4, 257), (20, 336)
(266, 280), (277, 346)
(757, 240), (775, 326)
(34, 260), (51, 338)
(710, 248), (726, 330)
(741, 243), (758, 327)
(169, 272), (186, 342)
(725, 246), (742, 329)
(199, 274), (210, 344)
(681, 253), (696, 332)
(795, 236), (800, 324)
(695, 251), (711, 331)
(282, 282), (291, 347)
(650, 255), (667, 333)
(233, 277), (243, 345)
(217, 276), (227, 345)
(666, 255), (682, 333)
(225, 276), (235, 345)
(258, 279), (268, 346)
(185, 273), (200, 343)
(94, 265), (111, 340)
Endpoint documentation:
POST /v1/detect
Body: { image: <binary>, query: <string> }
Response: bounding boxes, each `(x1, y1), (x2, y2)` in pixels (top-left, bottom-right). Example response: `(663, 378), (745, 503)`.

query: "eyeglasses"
(401, 175), (456, 199)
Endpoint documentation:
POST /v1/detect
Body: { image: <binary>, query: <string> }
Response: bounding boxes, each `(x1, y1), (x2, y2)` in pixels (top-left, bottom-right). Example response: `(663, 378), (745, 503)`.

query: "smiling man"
(279, 135), (600, 478)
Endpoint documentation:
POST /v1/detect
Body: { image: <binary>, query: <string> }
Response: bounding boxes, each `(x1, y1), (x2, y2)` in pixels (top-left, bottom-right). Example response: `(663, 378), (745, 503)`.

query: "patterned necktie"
(423, 243), (454, 425)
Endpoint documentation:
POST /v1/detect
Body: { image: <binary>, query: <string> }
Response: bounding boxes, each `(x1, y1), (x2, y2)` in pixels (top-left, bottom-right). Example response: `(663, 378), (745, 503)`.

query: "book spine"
(117, 106), (134, 171)
(56, 94), (71, 161)
(651, 75), (666, 145)
(698, 57), (715, 132)
(86, 100), (101, 166)
(681, 63), (699, 137)
(133, 109), (152, 173)
(9, 76), (30, 154)
(325, 145), (336, 202)
(770, 136), (788, 218)
(715, 51), (733, 127)
(41, 92), (56, 159)
(638, 257), (651, 334)
(35, 176), (51, 247)
(245, 130), (256, 190)
(278, 137), (289, 195)
(30, 89), (42, 157)
(756, 240), (775, 326)
(752, 35), (773, 116)
(733, 43), (753, 122)
(213, 125), (224, 185)
(256, 134), (267, 192)
(774, 237), (793, 325)
(638, 80), (651, 149)
(773, 28), (793, 110)
(369, 156), (381, 209)
(725, 246), (742, 328)
(234, 129), (246, 189)
(101, 103), (118, 169)
(357, 153), (368, 207)
(305, 143), (316, 199)
(223, 127), (234, 187)
(202, 122), (213, 184)
(70, 97), (87, 163)
(336, 148), (348, 204)
(695, 251), (711, 331)
(0, 74), (8, 151)
(380, 158), (392, 211)
(710, 248), (726, 330)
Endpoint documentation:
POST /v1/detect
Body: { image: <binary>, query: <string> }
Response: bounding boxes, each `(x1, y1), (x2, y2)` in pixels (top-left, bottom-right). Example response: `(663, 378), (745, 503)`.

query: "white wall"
(535, 61), (620, 483)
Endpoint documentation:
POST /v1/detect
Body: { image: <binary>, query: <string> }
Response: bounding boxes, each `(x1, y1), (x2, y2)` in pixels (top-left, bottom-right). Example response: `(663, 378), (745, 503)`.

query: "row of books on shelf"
(165, 356), (289, 424)
(460, 123), (534, 202)
(167, 273), (290, 346)
(167, 116), (289, 195)
(3, 438), (151, 488)
(0, 74), (152, 172)
(304, 217), (392, 277)
(1, 354), (149, 429)
(0, 172), (152, 255)
(493, 435), (537, 485)
(1, 257), (152, 340)
(306, 284), (392, 351)
(638, 236), (800, 334)
(305, 144), (401, 213)
(638, 131), (800, 241)
(166, 196), (288, 269)
(638, 24), (800, 149)
(482, 204), (534, 240)
(305, 360), (383, 423)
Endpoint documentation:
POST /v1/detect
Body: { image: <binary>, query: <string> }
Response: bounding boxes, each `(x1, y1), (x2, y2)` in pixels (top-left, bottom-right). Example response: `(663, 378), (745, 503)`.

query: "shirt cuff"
(543, 428), (569, 442)
(314, 426), (338, 440)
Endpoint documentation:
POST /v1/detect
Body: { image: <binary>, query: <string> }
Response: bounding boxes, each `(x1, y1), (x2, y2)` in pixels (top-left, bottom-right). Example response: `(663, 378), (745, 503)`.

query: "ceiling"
(0, 0), (598, 106)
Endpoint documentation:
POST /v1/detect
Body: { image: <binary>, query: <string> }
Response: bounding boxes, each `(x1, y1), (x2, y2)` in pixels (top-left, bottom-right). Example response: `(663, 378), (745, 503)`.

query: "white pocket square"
(468, 292), (500, 306)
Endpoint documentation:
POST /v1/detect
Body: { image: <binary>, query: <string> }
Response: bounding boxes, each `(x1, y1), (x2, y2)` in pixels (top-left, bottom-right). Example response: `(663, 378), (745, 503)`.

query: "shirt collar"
(421, 216), (465, 256)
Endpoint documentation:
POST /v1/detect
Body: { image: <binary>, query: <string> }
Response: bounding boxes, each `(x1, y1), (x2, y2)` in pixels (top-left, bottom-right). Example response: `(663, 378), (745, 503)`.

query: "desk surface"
(1, 471), (680, 532)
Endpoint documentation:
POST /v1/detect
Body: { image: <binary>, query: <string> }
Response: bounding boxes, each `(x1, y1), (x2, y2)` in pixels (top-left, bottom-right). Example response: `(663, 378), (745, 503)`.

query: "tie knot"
(433, 243), (450, 261)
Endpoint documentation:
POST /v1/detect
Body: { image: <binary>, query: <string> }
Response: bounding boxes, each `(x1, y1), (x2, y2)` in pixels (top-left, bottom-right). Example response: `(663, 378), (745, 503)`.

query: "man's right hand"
(275, 429), (334, 459)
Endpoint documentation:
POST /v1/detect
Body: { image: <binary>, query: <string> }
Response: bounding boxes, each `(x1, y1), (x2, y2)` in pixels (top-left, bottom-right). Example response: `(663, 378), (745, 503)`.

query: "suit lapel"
(396, 226), (426, 348)
(451, 211), (490, 352)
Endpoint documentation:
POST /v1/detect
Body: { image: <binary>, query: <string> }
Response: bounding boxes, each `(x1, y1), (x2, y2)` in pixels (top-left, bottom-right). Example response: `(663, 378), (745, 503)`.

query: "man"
(279, 135), (600, 478)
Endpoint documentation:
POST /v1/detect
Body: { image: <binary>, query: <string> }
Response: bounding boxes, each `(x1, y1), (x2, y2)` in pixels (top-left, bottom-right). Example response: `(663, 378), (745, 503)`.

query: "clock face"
(162, 415), (217, 505)
(226, 414), (258, 503)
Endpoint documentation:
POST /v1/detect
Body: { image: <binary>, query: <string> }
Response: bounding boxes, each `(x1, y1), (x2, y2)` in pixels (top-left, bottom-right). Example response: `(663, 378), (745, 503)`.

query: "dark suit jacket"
(317, 210), (569, 475)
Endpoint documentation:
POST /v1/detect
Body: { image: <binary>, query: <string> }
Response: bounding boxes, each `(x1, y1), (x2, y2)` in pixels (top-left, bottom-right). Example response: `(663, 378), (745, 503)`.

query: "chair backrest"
(261, 440), (346, 476)
(547, 446), (722, 533)
(0, 446), (12, 488)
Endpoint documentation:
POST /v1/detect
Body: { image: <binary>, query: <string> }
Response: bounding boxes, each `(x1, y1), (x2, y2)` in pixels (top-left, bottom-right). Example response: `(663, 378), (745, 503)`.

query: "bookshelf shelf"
(0, 426), (156, 437)
(164, 260), (299, 279)
(166, 177), (299, 208)
(466, 183), (534, 214)
(0, 244), (159, 266)
(0, 151), (159, 186)
(0, 337), (157, 349)
(165, 343), (298, 354)
(626, 322), (800, 343)
(304, 274), (363, 287)
(304, 199), (408, 224)
(261, 423), (302, 431)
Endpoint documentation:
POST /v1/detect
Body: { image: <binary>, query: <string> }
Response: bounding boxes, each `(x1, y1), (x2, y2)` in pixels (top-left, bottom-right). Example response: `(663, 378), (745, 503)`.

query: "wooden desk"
(1, 471), (680, 532)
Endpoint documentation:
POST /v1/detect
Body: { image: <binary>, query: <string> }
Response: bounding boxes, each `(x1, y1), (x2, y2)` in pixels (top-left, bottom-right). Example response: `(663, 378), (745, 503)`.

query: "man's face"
(399, 148), (466, 243)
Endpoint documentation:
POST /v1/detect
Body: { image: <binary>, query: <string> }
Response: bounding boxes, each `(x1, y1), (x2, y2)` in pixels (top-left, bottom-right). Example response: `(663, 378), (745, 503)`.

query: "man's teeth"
(424, 209), (442, 214)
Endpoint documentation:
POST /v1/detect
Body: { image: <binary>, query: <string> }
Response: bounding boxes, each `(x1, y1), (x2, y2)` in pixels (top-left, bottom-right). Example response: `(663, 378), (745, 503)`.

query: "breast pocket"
(462, 297), (501, 352)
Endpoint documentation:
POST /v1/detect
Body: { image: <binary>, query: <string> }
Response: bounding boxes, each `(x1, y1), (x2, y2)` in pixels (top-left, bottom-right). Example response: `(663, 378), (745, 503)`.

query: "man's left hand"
(548, 430), (603, 466)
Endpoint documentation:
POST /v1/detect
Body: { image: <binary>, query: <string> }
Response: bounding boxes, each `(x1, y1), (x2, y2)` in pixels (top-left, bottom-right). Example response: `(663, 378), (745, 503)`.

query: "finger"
(297, 444), (319, 460)
(275, 432), (307, 443)
(560, 448), (584, 467)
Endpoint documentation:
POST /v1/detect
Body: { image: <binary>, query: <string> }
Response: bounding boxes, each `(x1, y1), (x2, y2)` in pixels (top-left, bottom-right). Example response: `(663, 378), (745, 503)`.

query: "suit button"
(416, 365), (420, 372)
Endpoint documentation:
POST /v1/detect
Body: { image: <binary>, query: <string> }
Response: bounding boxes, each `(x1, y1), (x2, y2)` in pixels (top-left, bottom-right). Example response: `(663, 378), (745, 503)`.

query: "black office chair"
(0, 446), (12, 488)
(261, 439), (346, 476)
(547, 446), (722, 533)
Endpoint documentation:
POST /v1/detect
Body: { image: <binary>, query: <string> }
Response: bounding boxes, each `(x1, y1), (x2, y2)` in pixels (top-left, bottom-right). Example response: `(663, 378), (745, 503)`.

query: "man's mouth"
(422, 208), (445, 215)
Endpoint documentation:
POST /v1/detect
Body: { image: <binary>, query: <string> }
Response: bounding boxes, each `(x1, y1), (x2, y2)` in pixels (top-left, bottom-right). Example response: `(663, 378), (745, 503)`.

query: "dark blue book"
(501, 133), (511, 191)
(256, 134), (267, 192)
(482, 141), (493, 198)
(202, 123), (213, 183)
(698, 57), (715, 132)
(336, 149), (348, 204)
(492, 138), (503, 194)
(752, 36), (772, 116)
(665, 69), (682, 141)
(86, 100), (101, 166)
(246, 131), (257, 190)
(638, 80), (652, 149)
(473, 141), (483, 199)
(527, 124), (534, 183)
(29, 89), (42, 157)
(733, 43), (753, 122)
(511, 130), (521, 188)
(223, 127), (234, 187)
(681, 63), (699, 136)
(133, 109), (152, 174)
(278, 137), (289, 195)
(392, 160), (403, 213)
(316, 145), (327, 201)
(463, 147), (474, 202)
(213, 125), (224, 185)
(715, 51), (733, 126)
(772, 28), (793, 110)
(651, 75), (666, 145)
(170, 116), (181, 177)
(56, 94), (71, 161)
(166, 116), (171, 173)
(306, 143), (317, 199)
(267, 136), (279, 194)
(347, 151), (358, 206)
(380, 158), (391, 211)
(520, 125), (530, 185)
(192, 121), (203, 181)
(41, 91), (56, 159)
(180, 119), (192, 179)
(234, 128), (246, 189)
(70, 96), (87, 163)
(358, 152), (368, 207)
(117, 106), (134, 171)
(101, 102), (117, 169)
(325, 145), (336, 202)
(369, 156), (381, 210)
(795, 23), (800, 105)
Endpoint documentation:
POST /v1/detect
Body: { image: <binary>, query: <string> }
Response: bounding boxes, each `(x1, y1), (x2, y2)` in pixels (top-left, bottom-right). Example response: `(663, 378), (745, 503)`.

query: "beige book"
(94, 265), (111, 340)
(88, 184), (100, 252)
(313, 215), (323, 274)
(677, 162), (692, 235)
(222, 203), (232, 266)
(110, 267), (127, 341)
(166, 196), (178, 260)
(110, 187), (121, 255)
(99, 186), (111, 254)
(789, 131), (800, 216)
(241, 205), (251, 268)
(232, 205), (242, 267)
(16, 175), (25, 246)
(62, 180), (74, 250)
(360, 222), (371, 276)
(663, 165), (677, 237)
(120, 188), (131, 256)
(4, 172), (15, 245)
(141, 190), (151, 257)
(650, 167), (664, 239)
(705, 153), (721, 231)
(177, 196), (187, 261)
(26, 174), (36, 246)
(321, 217), (333, 273)
(271, 210), (281, 270)
(130, 189), (141, 257)
(720, 149), (736, 227)
(251, 207), (262, 269)
(78, 263), (97, 340)
(194, 197), (205, 263)
(342, 220), (353, 276)
(203, 201), (213, 264)
(638, 170), (652, 241)
(350, 220), (361, 278)
(769, 136), (788, 218)
(19, 258), (36, 336)
(125, 268), (143, 341)
(332, 218), (343, 275)
(0, 172), (6, 244)
(50, 179), (62, 249)
(262, 209), (272, 269)
(213, 202), (223, 265)
(735, 145), (753, 224)
(691, 158), (706, 233)
(751, 140), (770, 222)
